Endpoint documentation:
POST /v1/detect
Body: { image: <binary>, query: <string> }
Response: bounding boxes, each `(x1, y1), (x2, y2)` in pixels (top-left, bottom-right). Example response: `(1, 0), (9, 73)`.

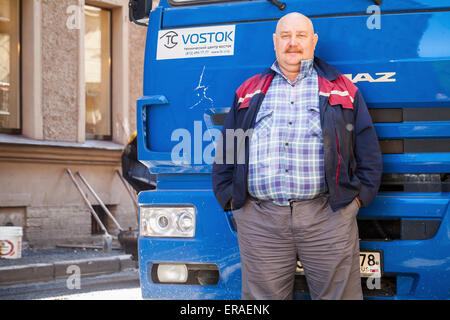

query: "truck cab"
(131, 0), (450, 299)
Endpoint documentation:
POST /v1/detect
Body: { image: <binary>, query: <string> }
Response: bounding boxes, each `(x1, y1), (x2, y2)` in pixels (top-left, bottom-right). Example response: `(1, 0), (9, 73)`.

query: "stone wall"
(0, 143), (139, 248)
(26, 205), (91, 247)
(41, 0), (82, 142)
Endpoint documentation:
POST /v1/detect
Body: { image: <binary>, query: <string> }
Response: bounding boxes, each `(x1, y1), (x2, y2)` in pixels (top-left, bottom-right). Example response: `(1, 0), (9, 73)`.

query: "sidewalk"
(0, 247), (139, 287)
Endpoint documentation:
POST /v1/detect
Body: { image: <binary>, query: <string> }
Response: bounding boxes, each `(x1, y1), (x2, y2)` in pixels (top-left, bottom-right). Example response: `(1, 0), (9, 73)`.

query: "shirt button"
(290, 101), (294, 105)
(289, 121), (293, 125)
(285, 169), (289, 173)
(285, 142), (289, 146)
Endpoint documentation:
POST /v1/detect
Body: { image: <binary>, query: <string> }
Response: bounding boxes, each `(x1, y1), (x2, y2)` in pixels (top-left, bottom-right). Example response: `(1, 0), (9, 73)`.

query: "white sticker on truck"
(157, 25), (235, 60)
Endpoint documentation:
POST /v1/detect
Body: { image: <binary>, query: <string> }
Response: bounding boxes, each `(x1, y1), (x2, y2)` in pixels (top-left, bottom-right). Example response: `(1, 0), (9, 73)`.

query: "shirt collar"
(271, 58), (315, 85)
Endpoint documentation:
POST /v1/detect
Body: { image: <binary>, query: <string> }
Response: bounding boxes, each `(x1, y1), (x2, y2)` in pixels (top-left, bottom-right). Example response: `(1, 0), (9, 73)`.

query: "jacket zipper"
(335, 129), (342, 200)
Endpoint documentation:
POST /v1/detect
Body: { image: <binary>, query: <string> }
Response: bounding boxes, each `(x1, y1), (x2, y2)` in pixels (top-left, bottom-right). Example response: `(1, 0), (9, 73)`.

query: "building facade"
(0, 0), (147, 248)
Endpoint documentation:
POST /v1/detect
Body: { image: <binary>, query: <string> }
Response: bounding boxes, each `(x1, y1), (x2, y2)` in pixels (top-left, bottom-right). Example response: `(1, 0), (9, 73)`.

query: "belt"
(248, 193), (329, 208)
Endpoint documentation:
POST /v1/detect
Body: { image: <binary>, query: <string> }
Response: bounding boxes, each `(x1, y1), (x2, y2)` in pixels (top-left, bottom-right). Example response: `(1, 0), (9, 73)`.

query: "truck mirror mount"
(129, 0), (152, 27)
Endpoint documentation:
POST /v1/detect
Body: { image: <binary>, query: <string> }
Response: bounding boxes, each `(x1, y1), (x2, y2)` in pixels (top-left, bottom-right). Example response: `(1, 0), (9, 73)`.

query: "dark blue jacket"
(212, 57), (382, 212)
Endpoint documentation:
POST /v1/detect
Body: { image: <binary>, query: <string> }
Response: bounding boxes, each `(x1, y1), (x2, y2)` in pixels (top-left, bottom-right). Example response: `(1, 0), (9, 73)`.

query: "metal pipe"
(76, 171), (123, 232)
(66, 169), (109, 235)
(115, 170), (139, 222)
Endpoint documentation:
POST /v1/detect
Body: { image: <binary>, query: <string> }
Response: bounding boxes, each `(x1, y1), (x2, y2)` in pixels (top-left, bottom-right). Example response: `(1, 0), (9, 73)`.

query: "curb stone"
(0, 255), (137, 286)
(0, 270), (140, 299)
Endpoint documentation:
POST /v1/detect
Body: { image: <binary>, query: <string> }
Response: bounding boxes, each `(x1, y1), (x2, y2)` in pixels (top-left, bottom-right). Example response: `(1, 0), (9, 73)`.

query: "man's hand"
(355, 196), (362, 208)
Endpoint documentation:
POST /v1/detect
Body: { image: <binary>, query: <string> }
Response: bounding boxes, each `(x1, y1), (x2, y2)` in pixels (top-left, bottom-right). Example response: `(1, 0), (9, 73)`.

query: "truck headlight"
(140, 206), (196, 238)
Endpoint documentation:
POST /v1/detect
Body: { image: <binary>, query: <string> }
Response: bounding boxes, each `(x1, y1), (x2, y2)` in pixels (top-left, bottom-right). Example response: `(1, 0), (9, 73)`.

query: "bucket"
(0, 227), (23, 259)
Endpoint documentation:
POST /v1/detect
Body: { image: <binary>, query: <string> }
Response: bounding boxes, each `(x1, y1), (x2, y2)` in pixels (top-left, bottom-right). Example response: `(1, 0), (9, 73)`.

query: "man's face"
(273, 14), (318, 74)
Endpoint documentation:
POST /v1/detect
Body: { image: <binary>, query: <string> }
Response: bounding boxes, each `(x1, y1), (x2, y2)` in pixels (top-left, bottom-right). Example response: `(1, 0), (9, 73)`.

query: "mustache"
(285, 47), (303, 53)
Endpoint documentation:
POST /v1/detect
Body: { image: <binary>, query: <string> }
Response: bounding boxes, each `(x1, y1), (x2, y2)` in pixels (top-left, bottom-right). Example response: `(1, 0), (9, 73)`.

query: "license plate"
(296, 251), (382, 278)
(359, 251), (382, 278)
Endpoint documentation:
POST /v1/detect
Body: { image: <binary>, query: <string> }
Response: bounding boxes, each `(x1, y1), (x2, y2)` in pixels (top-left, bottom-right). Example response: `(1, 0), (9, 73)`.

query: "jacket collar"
(313, 56), (341, 82)
(270, 59), (315, 84)
(262, 56), (341, 83)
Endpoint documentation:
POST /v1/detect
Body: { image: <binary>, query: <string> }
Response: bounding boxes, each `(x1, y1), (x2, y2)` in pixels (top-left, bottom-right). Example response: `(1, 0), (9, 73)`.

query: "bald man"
(212, 13), (382, 300)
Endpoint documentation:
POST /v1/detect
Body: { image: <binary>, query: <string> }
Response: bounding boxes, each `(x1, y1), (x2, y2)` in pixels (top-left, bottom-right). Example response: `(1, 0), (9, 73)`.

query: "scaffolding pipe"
(76, 171), (124, 232)
(66, 169), (112, 253)
(66, 169), (109, 235)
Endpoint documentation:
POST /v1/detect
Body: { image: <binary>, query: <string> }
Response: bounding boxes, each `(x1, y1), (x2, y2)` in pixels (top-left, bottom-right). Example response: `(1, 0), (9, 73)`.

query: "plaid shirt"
(248, 59), (327, 206)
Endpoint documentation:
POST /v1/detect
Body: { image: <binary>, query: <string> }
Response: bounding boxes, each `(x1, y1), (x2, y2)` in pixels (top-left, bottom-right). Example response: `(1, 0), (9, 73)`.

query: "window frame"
(84, 4), (113, 141)
(0, 0), (22, 134)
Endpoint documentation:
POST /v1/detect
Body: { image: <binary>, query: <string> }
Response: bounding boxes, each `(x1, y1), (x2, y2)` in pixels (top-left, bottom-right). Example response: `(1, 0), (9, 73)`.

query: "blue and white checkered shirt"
(248, 59), (327, 206)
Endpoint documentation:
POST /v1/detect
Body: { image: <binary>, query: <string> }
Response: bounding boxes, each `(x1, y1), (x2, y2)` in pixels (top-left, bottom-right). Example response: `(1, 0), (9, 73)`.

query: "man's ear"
(313, 33), (318, 49)
(273, 33), (277, 51)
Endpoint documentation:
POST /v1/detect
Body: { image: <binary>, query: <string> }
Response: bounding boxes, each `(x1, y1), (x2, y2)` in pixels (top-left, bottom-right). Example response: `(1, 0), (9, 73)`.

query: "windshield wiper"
(268, 0), (381, 12)
(268, 0), (286, 11)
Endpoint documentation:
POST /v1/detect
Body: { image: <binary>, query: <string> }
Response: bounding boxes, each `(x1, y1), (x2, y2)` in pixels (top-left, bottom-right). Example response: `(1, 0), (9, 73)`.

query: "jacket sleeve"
(353, 89), (383, 207)
(212, 94), (238, 211)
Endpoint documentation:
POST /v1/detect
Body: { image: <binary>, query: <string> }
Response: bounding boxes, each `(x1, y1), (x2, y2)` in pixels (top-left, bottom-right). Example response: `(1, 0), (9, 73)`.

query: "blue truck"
(129, 0), (450, 299)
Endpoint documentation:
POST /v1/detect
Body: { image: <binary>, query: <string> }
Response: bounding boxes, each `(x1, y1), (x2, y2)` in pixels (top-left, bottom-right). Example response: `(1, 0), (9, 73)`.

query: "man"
(212, 12), (382, 300)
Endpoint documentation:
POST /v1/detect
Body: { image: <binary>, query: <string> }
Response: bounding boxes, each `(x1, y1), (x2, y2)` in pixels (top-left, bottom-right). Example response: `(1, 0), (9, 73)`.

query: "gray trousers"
(233, 195), (363, 300)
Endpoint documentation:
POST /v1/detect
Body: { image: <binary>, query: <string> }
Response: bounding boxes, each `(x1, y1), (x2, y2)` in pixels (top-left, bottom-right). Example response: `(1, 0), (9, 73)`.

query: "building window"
(0, 0), (20, 133)
(85, 5), (112, 140)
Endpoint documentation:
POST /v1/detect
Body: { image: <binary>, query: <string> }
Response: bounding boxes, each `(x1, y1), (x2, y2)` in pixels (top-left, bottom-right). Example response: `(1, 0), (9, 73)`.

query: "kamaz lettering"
(344, 72), (397, 83)
(182, 31), (234, 45)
